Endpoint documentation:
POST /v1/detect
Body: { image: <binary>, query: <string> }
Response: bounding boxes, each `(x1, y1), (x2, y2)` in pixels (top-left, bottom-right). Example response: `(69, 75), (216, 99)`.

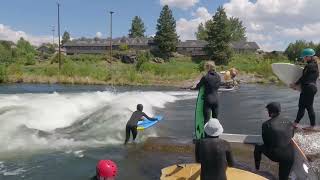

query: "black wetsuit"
(124, 111), (156, 144)
(295, 59), (319, 126)
(195, 137), (234, 180)
(254, 114), (294, 180)
(195, 70), (221, 123)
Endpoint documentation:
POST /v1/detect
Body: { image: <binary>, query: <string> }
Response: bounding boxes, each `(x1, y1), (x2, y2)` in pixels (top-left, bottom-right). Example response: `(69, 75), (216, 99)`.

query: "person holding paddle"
(290, 48), (319, 130)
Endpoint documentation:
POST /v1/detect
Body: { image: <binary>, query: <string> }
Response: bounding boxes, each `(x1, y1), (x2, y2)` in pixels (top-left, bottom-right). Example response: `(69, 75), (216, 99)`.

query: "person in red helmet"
(91, 160), (118, 180)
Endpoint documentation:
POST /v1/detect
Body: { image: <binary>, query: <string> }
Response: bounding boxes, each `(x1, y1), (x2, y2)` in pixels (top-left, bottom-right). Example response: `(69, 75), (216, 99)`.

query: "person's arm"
(261, 122), (272, 146)
(142, 112), (158, 121)
(295, 64), (309, 85)
(191, 76), (205, 90)
(225, 142), (235, 167)
(195, 140), (201, 163)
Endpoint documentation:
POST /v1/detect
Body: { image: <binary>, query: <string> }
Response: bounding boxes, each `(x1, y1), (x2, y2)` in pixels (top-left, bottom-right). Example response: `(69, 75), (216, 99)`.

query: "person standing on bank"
(290, 48), (319, 130)
(192, 61), (221, 123)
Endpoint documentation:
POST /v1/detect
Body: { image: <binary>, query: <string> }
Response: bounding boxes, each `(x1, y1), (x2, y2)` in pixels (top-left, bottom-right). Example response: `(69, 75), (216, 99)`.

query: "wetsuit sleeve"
(296, 63), (319, 85)
(142, 112), (157, 121)
(262, 122), (273, 147)
(195, 140), (201, 163)
(194, 76), (205, 90)
(225, 142), (235, 167)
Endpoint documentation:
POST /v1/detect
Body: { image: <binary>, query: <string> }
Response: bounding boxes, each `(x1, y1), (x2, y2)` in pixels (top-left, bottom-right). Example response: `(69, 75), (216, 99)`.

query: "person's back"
(262, 114), (293, 149)
(203, 70), (221, 98)
(127, 110), (147, 126)
(254, 102), (294, 180)
(195, 118), (234, 180)
(196, 138), (233, 180)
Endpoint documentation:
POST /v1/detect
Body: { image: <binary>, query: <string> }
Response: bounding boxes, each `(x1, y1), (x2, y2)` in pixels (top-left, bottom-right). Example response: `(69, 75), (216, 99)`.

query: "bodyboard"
(137, 115), (163, 130)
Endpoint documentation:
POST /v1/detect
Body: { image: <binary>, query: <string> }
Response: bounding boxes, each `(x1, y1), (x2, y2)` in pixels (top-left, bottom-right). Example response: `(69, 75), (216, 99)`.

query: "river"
(0, 83), (319, 179)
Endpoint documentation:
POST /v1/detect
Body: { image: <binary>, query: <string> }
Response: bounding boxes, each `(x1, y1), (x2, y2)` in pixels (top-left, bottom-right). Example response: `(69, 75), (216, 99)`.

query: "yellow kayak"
(160, 163), (267, 180)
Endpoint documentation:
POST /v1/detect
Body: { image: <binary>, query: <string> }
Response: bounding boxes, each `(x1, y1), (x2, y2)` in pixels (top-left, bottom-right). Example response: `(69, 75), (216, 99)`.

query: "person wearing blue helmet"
(290, 48), (319, 129)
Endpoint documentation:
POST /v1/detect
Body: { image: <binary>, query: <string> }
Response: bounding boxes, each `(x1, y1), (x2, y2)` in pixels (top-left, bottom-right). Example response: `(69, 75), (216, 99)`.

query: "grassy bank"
(0, 53), (290, 86)
(1, 56), (200, 86)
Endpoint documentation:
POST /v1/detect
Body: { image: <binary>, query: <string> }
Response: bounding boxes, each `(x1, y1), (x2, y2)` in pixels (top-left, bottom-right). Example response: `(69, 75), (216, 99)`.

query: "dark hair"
(137, 104), (143, 111)
(266, 102), (281, 114)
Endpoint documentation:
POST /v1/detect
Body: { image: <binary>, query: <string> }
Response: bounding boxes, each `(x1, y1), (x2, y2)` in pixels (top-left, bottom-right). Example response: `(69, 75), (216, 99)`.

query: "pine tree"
(229, 17), (247, 42)
(129, 16), (146, 38)
(195, 23), (208, 40)
(205, 7), (232, 65)
(61, 31), (71, 45)
(154, 5), (179, 59)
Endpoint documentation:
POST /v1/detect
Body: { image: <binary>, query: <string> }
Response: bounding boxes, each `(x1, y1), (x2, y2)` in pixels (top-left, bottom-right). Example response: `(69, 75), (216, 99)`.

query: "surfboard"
(220, 133), (318, 180)
(291, 139), (318, 180)
(271, 63), (303, 90)
(195, 86), (205, 140)
(160, 163), (268, 180)
(295, 125), (320, 133)
(137, 115), (163, 130)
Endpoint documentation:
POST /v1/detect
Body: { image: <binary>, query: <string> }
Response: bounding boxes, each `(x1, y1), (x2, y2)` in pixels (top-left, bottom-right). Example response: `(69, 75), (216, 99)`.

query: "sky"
(0, 0), (320, 51)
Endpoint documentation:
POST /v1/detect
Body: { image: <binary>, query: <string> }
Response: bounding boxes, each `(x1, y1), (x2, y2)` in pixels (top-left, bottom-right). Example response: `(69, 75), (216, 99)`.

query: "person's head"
(265, 102), (281, 118)
(137, 104), (143, 111)
(230, 68), (238, 77)
(204, 118), (224, 137)
(204, 61), (216, 72)
(301, 48), (316, 62)
(224, 71), (231, 81)
(96, 160), (118, 180)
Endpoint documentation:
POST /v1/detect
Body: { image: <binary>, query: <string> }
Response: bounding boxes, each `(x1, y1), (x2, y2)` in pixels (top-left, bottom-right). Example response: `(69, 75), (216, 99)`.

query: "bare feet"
(292, 122), (299, 129)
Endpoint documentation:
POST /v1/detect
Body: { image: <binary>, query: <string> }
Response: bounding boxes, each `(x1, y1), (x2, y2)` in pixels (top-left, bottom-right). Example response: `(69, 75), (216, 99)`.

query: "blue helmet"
(300, 48), (315, 58)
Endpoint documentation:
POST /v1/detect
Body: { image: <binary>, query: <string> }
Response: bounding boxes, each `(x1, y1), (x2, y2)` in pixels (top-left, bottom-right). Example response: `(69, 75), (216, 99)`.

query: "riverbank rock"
(121, 55), (137, 64)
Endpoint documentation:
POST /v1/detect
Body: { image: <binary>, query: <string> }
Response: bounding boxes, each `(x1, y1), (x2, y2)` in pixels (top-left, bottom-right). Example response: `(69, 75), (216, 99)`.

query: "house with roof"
(63, 37), (260, 57)
(63, 37), (155, 55)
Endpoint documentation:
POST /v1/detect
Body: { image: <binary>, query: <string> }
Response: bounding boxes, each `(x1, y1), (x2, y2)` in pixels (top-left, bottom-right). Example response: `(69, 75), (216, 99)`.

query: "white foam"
(0, 90), (190, 153)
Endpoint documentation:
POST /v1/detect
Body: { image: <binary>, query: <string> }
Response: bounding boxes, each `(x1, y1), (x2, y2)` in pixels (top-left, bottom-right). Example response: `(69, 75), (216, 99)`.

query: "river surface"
(0, 83), (319, 180)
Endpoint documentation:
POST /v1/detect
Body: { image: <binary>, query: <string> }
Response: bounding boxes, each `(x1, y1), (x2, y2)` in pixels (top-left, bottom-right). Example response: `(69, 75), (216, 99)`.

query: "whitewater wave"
(0, 90), (193, 153)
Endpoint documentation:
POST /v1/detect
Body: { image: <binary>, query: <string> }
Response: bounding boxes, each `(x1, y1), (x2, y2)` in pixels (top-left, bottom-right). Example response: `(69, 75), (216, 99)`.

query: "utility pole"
(109, 11), (114, 61)
(51, 25), (55, 44)
(57, 2), (61, 71)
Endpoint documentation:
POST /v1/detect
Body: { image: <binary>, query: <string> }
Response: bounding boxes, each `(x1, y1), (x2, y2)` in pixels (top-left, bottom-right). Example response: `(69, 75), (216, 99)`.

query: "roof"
(63, 37), (153, 47)
(177, 40), (208, 48)
(230, 41), (260, 50)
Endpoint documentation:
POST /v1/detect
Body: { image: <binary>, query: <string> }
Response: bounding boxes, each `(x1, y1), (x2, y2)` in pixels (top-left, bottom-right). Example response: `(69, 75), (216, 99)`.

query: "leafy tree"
(154, 5), (179, 59)
(129, 16), (146, 38)
(205, 7), (232, 65)
(229, 17), (246, 42)
(195, 23), (208, 40)
(284, 40), (315, 61)
(61, 31), (71, 45)
(0, 44), (12, 64)
(16, 38), (36, 65)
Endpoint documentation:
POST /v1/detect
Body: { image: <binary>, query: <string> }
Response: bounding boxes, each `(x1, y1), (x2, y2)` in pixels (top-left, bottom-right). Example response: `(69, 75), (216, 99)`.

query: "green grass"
(227, 53), (290, 78)
(0, 53), (291, 85)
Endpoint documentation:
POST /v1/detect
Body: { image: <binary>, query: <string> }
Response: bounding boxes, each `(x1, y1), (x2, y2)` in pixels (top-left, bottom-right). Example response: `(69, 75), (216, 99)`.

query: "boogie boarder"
(124, 104), (157, 145)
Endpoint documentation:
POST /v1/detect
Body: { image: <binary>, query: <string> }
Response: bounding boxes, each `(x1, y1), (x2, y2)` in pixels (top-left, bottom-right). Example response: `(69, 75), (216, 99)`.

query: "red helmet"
(96, 160), (118, 179)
